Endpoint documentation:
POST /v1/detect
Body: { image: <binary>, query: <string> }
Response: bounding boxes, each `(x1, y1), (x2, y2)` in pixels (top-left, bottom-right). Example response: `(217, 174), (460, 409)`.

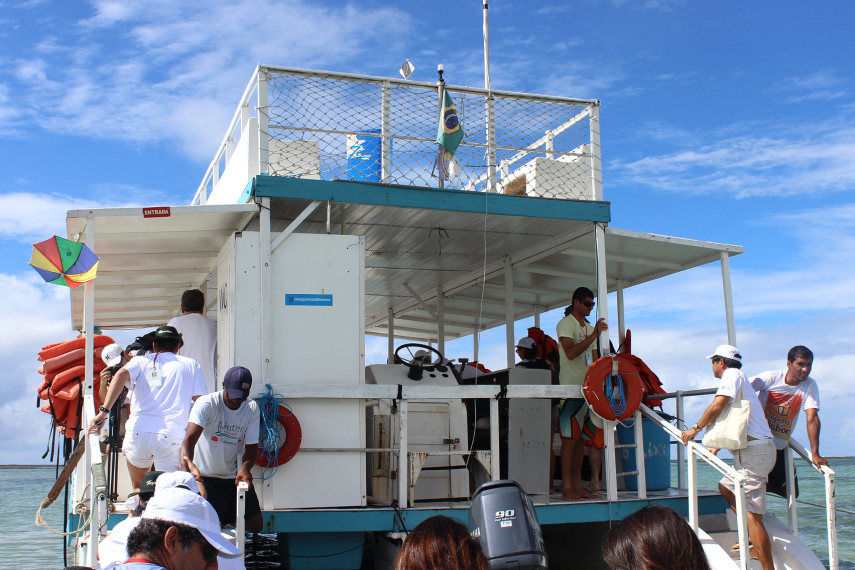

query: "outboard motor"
(469, 480), (548, 569)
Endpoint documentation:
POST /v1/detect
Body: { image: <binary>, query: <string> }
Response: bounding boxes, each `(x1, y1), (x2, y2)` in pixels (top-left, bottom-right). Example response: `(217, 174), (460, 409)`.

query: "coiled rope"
(258, 383), (293, 481)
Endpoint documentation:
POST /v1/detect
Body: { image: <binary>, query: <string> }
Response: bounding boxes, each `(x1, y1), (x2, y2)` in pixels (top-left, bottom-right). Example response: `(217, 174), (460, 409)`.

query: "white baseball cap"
(515, 337), (536, 350)
(706, 344), (742, 362)
(156, 471), (200, 495)
(142, 487), (242, 558)
(101, 343), (123, 367)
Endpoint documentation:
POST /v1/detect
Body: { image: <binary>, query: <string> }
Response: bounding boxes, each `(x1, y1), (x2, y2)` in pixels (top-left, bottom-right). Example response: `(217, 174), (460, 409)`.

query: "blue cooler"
(347, 129), (382, 181)
(617, 417), (671, 491)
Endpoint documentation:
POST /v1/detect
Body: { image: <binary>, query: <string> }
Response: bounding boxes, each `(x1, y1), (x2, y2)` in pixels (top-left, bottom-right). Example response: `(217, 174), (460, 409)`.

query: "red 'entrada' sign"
(142, 207), (171, 218)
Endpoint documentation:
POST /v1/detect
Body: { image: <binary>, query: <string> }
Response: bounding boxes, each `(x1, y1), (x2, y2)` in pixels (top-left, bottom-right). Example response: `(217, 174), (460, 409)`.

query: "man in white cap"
(681, 344), (775, 570)
(112, 487), (241, 569)
(514, 337), (551, 370)
(181, 366), (262, 532)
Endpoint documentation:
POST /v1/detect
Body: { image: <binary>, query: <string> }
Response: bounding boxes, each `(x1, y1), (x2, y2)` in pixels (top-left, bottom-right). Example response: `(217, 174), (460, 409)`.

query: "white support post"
(437, 284), (445, 355)
(473, 327), (479, 363)
(387, 308), (395, 364)
(616, 281), (625, 351)
(826, 470), (839, 570)
(83, 220), (100, 563)
(381, 81), (392, 183)
(687, 446), (698, 531)
(545, 129), (554, 159)
(257, 69), (270, 176)
(534, 294), (541, 329)
(486, 98), (497, 193)
(398, 399), (408, 508)
(676, 391), (686, 489)
(260, 198), (272, 384)
(604, 420), (618, 502)
(589, 105), (603, 201)
(632, 411), (647, 499)
(594, 223), (609, 352)
(236, 482), (248, 556)
(735, 482), (750, 570)
(720, 251), (737, 346)
(504, 256), (514, 368)
(785, 446), (798, 534)
(490, 398), (500, 480)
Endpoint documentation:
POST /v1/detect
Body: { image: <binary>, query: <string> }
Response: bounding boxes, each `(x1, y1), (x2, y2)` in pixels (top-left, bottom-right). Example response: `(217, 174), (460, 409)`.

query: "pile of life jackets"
(36, 335), (114, 438)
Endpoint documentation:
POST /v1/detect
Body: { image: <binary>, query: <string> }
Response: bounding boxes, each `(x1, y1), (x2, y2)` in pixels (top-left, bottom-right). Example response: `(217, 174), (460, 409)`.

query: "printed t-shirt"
(714, 368), (773, 440)
(188, 391), (260, 479)
(750, 370), (820, 450)
(122, 352), (207, 440)
(556, 314), (594, 386)
(168, 312), (218, 393)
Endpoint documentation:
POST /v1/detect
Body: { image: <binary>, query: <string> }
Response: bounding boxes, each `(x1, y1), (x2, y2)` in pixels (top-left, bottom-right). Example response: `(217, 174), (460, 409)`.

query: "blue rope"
(258, 383), (290, 481)
(605, 370), (626, 417)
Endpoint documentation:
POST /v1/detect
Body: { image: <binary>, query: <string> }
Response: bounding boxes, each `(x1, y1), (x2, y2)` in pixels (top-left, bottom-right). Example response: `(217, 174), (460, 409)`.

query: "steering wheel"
(395, 343), (446, 380)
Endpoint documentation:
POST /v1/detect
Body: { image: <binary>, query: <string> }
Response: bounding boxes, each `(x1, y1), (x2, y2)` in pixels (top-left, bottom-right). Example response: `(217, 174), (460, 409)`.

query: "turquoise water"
(677, 457), (855, 569)
(2, 461), (853, 569)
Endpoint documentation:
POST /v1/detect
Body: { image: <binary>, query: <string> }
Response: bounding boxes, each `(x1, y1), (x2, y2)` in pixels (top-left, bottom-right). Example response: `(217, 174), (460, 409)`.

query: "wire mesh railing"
(193, 66), (601, 205)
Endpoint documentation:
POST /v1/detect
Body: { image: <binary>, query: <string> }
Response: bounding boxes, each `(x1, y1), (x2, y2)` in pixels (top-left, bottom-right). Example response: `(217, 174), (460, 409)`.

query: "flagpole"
(483, 0), (496, 193)
(437, 64), (445, 190)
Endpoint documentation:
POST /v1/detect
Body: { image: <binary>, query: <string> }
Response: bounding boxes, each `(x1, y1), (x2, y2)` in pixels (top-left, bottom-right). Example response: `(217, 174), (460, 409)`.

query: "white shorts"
(122, 431), (183, 472)
(718, 438), (776, 514)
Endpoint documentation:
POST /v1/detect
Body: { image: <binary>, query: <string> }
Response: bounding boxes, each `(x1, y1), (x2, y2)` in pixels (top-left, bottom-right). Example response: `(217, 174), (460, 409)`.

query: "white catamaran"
(48, 65), (838, 569)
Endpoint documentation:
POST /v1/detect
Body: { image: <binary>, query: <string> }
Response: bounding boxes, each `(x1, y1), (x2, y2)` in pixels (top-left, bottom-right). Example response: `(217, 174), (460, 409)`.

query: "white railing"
(639, 403), (753, 570)
(192, 65), (600, 205)
(81, 394), (108, 566)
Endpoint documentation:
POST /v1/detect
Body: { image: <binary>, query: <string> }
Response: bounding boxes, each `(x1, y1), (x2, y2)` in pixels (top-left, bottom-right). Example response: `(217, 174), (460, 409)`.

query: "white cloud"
(777, 70), (848, 103)
(10, 0), (413, 161)
(0, 192), (95, 241)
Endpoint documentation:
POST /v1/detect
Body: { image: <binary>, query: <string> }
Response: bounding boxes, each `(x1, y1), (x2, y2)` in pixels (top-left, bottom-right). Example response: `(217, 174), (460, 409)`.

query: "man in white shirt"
(751, 345), (827, 496)
(181, 366), (262, 532)
(681, 345), (775, 570)
(90, 326), (208, 492)
(168, 289), (218, 393)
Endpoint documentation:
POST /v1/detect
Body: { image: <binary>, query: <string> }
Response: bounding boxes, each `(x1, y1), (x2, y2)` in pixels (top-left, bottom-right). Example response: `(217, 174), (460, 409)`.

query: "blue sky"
(1, 0), (854, 463)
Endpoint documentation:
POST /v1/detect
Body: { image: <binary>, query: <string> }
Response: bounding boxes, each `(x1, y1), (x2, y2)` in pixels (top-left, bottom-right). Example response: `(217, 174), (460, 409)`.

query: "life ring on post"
(582, 356), (644, 421)
(256, 404), (302, 467)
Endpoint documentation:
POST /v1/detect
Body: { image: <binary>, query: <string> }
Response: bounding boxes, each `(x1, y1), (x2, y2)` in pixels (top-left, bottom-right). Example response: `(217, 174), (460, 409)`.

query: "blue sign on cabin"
(285, 294), (333, 306)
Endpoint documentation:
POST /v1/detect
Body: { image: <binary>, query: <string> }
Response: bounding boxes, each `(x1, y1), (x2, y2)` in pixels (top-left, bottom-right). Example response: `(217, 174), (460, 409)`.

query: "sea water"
(2, 460), (853, 569)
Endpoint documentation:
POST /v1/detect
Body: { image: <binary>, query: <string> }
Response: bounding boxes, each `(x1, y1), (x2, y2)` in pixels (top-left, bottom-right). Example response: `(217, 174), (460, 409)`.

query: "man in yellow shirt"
(556, 287), (607, 500)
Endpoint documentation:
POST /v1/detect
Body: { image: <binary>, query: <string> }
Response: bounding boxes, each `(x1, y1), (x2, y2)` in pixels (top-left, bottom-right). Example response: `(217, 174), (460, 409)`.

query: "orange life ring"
(582, 356), (644, 421)
(256, 405), (302, 467)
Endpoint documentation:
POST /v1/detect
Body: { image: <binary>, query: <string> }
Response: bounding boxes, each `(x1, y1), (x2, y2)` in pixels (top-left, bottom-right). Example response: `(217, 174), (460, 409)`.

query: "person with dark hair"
(89, 326), (207, 493)
(514, 337), (551, 370)
(601, 505), (711, 570)
(555, 286), (608, 500)
(395, 515), (488, 570)
(168, 289), (218, 393)
(181, 366), (263, 532)
(750, 345), (826, 498)
(681, 345), (775, 570)
(113, 487), (241, 569)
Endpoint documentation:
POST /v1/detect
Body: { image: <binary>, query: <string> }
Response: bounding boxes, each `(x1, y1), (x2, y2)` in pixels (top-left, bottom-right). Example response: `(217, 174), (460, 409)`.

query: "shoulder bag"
(701, 377), (749, 451)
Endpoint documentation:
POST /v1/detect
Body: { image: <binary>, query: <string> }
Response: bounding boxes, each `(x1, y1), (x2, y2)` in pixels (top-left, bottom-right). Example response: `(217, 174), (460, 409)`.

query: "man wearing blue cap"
(180, 366), (262, 532)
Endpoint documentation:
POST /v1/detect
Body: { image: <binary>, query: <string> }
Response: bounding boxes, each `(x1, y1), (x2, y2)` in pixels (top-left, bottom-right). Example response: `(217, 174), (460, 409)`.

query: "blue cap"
(223, 366), (252, 399)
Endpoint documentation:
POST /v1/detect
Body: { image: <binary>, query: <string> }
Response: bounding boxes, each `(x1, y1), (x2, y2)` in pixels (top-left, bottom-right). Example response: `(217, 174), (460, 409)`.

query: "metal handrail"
(81, 394), (107, 566)
(787, 439), (838, 570)
(639, 404), (752, 570)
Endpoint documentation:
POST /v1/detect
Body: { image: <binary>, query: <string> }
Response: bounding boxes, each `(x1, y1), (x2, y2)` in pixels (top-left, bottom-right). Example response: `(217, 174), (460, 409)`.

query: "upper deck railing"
(192, 66), (602, 205)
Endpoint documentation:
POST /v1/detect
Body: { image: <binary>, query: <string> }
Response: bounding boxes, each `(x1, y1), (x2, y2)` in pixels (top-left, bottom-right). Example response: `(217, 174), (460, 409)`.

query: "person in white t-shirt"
(750, 345), (827, 497)
(90, 326), (208, 493)
(168, 289), (218, 394)
(681, 345), (775, 570)
(181, 366), (262, 532)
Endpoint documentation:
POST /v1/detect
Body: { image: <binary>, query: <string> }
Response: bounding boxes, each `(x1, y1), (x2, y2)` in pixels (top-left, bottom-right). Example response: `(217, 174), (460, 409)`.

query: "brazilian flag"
(436, 86), (463, 154)
(432, 86), (464, 180)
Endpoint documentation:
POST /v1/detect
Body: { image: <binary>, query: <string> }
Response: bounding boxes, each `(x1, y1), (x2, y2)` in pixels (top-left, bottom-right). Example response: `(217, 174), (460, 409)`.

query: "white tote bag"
(702, 379), (749, 451)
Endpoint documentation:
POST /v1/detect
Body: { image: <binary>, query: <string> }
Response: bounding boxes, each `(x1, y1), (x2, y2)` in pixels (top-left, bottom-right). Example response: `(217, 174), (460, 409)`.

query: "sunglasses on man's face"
(582, 300), (595, 308)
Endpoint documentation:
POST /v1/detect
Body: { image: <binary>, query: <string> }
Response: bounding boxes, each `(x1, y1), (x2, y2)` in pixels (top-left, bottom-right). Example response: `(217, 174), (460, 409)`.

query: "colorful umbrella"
(29, 236), (100, 288)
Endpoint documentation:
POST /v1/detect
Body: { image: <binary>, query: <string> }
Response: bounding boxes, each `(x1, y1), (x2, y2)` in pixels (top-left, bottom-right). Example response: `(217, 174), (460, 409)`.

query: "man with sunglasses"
(113, 487), (241, 569)
(181, 366), (262, 532)
(556, 286), (608, 500)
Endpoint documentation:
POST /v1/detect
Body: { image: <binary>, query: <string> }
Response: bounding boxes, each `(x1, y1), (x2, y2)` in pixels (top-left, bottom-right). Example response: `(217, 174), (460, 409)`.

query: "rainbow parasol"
(29, 236), (100, 288)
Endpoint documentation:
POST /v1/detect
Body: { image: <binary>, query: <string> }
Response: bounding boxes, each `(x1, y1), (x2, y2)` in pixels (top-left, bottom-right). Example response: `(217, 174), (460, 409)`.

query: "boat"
(47, 65), (838, 569)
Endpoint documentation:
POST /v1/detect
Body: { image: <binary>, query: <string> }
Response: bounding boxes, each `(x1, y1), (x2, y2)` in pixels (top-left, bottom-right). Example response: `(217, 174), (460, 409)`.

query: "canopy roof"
(67, 177), (742, 339)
